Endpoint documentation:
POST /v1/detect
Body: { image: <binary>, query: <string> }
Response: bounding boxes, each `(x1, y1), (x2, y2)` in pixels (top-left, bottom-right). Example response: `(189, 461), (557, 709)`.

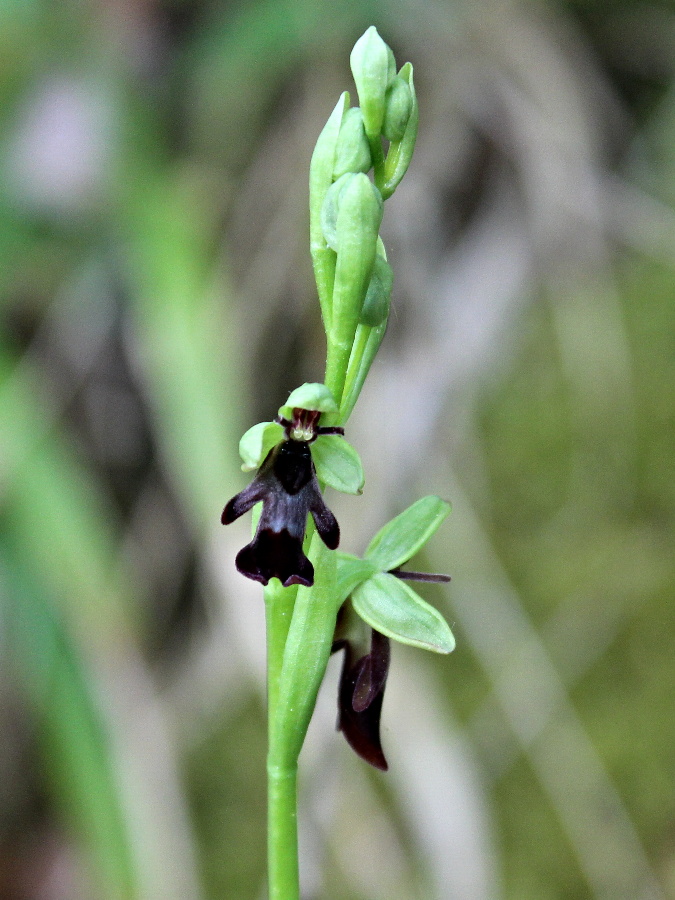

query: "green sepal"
(350, 26), (395, 138)
(360, 254), (393, 326)
(312, 434), (364, 495)
(335, 552), (378, 604)
(238, 421), (284, 471)
(278, 383), (338, 419)
(382, 63), (418, 199)
(352, 572), (455, 653)
(365, 495), (451, 572)
(334, 107), (372, 179)
(382, 76), (413, 142)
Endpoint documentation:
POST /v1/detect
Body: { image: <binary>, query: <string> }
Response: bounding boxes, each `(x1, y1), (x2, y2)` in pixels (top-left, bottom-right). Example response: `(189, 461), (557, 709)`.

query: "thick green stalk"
(265, 580), (299, 899)
(266, 764), (299, 900)
(265, 536), (339, 899)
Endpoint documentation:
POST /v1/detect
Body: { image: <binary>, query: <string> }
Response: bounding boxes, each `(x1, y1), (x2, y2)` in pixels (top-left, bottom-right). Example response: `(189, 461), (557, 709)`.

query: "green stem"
(265, 581), (299, 900)
(264, 535), (339, 900)
(266, 763), (299, 900)
(324, 338), (352, 409)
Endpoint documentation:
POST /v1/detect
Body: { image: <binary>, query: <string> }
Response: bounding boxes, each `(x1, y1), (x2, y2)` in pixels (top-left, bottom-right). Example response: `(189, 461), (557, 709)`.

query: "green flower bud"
(350, 26), (395, 138)
(334, 108), (372, 179)
(328, 174), (383, 384)
(360, 254), (393, 326)
(382, 63), (419, 199)
(310, 91), (349, 327)
(382, 76), (413, 142)
(320, 172), (357, 252)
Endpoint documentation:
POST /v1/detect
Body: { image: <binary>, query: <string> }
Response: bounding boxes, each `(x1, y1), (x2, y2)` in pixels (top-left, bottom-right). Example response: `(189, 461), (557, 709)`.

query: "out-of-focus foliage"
(1, 1), (675, 899)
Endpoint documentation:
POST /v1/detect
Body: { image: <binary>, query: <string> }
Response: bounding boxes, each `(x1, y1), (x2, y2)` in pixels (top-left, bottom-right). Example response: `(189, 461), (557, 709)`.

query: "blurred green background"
(1, 0), (675, 898)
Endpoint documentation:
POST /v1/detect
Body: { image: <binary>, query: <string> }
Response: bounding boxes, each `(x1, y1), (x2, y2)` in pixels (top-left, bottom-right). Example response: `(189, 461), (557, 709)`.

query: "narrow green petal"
(312, 434), (364, 495)
(365, 495), (451, 572)
(353, 573), (455, 653)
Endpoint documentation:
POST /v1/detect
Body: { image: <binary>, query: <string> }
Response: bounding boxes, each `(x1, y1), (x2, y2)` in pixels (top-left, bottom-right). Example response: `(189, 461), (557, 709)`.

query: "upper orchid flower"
(222, 384), (364, 588)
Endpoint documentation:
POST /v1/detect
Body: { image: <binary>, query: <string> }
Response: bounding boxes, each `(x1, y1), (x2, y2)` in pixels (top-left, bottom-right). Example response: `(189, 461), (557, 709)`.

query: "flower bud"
(382, 76), (412, 143)
(320, 172), (357, 252)
(382, 63), (419, 199)
(360, 255), (393, 326)
(350, 26), (395, 138)
(329, 174), (383, 376)
(334, 108), (372, 179)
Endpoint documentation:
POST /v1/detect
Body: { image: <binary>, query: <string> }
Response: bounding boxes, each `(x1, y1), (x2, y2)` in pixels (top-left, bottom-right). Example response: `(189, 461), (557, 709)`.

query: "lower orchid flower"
(333, 496), (454, 768)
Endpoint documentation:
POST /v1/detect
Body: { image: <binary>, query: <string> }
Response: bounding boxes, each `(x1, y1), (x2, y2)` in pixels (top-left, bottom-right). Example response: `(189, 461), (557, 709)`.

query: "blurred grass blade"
(1, 551), (139, 900)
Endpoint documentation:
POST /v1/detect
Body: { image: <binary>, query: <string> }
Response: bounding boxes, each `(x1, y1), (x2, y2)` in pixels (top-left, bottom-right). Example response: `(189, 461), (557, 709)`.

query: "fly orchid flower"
(222, 383), (364, 588)
(333, 496), (454, 768)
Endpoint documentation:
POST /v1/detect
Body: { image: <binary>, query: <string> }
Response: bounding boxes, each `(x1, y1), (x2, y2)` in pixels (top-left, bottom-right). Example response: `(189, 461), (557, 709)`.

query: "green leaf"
(278, 382), (338, 419)
(335, 552), (378, 603)
(238, 421), (284, 471)
(352, 572), (455, 653)
(365, 495), (451, 571)
(312, 434), (364, 495)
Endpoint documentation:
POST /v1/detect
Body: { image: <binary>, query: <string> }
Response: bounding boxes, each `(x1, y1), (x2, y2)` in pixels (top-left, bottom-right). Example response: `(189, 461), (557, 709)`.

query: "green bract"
(278, 383), (338, 419)
(312, 434), (364, 495)
(350, 26), (395, 138)
(239, 421), (285, 471)
(334, 107), (372, 179)
(353, 573), (455, 653)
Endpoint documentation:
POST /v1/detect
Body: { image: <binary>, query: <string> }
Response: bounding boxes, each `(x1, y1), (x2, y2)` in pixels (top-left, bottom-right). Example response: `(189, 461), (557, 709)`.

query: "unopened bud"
(350, 26), (395, 138)
(334, 108), (372, 178)
(321, 173), (357, 252)
(382, 76), (412, 143)
(360, 255), (393, 326)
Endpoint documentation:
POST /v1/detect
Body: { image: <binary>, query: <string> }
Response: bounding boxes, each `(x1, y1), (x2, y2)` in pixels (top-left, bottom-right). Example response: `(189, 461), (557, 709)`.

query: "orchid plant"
(222, 28), (455, 899)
